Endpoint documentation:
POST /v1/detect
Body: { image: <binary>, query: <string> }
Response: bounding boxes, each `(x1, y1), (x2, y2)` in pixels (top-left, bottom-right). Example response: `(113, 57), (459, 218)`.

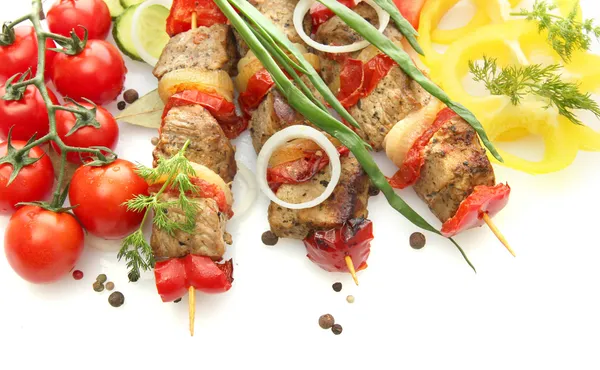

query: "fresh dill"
(469, 56), (600, 125)
(117, 140), (199, 282)
(511, 0), (600, 62)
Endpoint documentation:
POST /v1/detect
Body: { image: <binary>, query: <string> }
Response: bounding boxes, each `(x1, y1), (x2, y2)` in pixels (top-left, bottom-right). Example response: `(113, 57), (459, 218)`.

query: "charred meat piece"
(150, 194), (232, 261)
(153, 24), (238, 80)
(414, 116), (495, 222)
(314, 3), (429, 151)
(154, 104), (237, 183)
(268, 156), (370, 239)
(233, 0), (313, 56)
(249, 89), (306, 153)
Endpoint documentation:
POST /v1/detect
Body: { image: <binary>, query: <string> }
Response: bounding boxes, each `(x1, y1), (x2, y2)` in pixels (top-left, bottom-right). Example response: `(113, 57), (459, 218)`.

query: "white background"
(1, 0), (599, 369)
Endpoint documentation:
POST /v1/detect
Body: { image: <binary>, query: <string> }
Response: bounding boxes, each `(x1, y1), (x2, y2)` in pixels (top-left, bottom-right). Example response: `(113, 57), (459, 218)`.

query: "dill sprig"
(469, 56), (600, 125)
(117, 140), (200, 282)
(511, 0), (600, 62)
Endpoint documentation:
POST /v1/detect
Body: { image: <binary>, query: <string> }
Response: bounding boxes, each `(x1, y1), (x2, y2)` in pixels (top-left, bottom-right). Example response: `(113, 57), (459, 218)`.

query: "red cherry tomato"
(0, 26), (55, 83)
(51, 102), (119, 164)
(4, 206), (84, 284)
(47, 0), (111, 40)
(68, 159), (149, 239)
(0, 141), (55, 213)
(52, 40), (126, 104)
(0, 81), (59, 141)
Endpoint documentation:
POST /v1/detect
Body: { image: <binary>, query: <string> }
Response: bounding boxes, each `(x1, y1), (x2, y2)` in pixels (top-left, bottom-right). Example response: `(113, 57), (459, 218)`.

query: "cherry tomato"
(0, 81), (59, 141)
(393, 0), (426, 29)
(47, 0), (111, 40)
(0, 26), (55, 83)
(4, 206), (84, 284)
(68, 159), (149, 239)
(51, 102), (119, 164)
(52, 40), (126, 104)
(0, 141), (55, 213)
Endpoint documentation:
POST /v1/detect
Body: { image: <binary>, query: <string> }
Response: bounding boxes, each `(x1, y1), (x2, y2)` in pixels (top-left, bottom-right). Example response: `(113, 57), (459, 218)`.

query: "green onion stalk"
(0, 0), (116, 211)
(215, 0), (476, 271)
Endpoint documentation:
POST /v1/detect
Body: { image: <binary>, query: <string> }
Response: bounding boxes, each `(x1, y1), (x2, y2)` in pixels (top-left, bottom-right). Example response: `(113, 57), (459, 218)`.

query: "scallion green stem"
(370, 0), (424, 55)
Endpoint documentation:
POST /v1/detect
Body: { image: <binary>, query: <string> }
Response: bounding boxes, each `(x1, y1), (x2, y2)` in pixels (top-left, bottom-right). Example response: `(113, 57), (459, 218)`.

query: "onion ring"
(256, 126), (341, 210)
(293, 0), (390, 54)
(132, 0), (173, 67)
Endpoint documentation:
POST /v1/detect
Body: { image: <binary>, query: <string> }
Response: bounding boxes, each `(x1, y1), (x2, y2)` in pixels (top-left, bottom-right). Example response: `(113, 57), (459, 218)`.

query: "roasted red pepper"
(149, 176), (233, 218)
(388, 107), (458, 189)
(166, 0), (229, 37)
(154, 255), (234, 302)
(304, 218), (374, 273)
(238, 69), (275, 117)
(337, 54), (396, 108)
(310, 0), (357, 33)
(267, 146), (350, 192)
(163, 90), (246, 139)
(441, 183), (511, 237)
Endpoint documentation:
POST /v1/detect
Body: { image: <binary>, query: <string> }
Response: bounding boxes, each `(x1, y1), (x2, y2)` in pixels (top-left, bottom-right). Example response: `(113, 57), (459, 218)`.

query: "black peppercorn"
(117, 101), (126, 110)
(318, 314), (335, 329)
(123, 89), (139, 104)
(174, 298), (182, 303)
(261, 231), (279, 246)
(331, 324), (343, 335)
(409, 232), (426, 249)
(108, 292), (125, 307)
(332, 282), (342, 292)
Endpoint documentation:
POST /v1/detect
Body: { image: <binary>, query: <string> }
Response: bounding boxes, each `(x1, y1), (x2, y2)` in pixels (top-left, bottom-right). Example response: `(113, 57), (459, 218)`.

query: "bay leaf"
(115, 89), (164, 128)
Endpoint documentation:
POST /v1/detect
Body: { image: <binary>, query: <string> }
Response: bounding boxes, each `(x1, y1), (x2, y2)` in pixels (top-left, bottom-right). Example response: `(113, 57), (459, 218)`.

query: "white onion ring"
(293, 0), (390, 54)
(231, 162), (258, 219)
(132, 0), (173, 67)
(256, 126), (341, 210)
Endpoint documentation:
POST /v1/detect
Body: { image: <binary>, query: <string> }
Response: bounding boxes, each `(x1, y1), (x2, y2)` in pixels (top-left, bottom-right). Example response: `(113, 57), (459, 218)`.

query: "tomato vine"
(0, 0), (116, 210)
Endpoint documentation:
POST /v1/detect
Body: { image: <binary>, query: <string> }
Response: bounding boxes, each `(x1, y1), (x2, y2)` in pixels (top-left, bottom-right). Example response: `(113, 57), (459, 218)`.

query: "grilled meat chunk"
(234, 0), (312, 56)
(414, 116), (495, 222)
(154, 105), (237, 183)
(150, 195), (232, 260)
(314, 3), (429, 151)
(249, 89), (306, 153)
(268, 156), (370, 239)
(153, 24), (238, 80)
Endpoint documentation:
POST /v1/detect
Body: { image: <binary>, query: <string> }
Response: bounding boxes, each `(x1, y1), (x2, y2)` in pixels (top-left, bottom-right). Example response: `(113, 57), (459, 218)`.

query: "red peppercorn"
(72, 270), (84, 280)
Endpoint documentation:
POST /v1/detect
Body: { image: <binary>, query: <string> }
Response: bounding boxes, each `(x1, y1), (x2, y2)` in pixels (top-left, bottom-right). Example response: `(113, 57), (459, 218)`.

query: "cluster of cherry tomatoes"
(0, 0), (147, 284)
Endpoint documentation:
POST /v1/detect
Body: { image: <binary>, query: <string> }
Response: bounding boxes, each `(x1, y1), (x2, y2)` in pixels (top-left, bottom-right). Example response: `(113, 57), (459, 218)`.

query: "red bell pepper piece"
(149, 176), (233, 219)
(154, 255), (234, 302)
(441, 183), (511, 237)
(392, 0), (426, 29)
(166, 0), (229, 37)
(238, 69), (275, 117)
(163, 90), (246, 139)
(388, 107), (458, 189)
(310, 0), (357, 34)
(267, 146), (350, 192)
(303, 218), (374, 273)
(337, 54), (396, 109)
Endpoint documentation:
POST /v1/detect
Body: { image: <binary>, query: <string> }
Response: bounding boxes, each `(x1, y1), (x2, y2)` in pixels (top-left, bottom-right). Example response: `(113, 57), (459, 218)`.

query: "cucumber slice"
(120, 0), (146, 7)
(112, 3), (170, 64)
(103, 0), (125, 19)
(113, 5), (143, 61)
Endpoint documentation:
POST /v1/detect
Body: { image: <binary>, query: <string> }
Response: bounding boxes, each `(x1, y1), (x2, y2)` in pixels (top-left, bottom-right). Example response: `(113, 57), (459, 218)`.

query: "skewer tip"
(344, 255), (359, 286)
(189, 286), (196, 337)
(482, 213), (515, 257)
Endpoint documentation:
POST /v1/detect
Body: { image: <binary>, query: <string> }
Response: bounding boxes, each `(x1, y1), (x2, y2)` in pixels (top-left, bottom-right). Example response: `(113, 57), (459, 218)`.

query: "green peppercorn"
(105, 282), (115, 291)
(409, 232), (426, 249)
(96, 274), (107, 284)
(331, 324), (343, 335)
(318, 314), (335, 329)
(151, 137), (159, 146)
(93, 282), (104, 292)
(108, 292), (125, 307)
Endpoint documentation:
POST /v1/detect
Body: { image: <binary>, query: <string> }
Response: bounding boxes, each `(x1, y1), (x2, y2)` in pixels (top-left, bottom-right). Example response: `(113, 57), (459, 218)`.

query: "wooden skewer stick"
(482, 212), (515, 257)
(345, 255), (359, 286)
(191, 11), (197, 29)
(189, 286), (196, 336)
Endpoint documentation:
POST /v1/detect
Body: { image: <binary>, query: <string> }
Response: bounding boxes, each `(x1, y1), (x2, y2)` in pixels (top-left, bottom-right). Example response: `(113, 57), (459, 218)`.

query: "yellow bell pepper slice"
(431, 1), (491, 45)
